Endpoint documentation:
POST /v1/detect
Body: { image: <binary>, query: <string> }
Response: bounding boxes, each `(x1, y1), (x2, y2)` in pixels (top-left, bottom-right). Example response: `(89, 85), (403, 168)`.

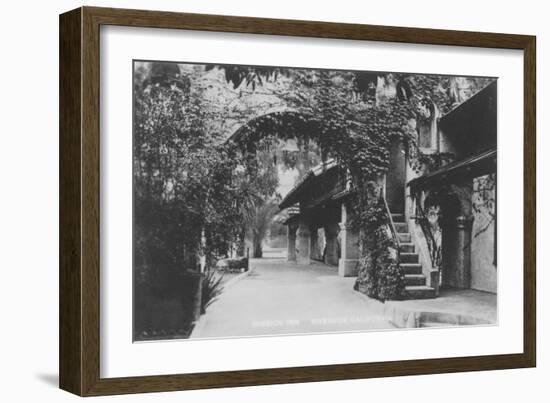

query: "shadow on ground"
(35, 373), (58, 388)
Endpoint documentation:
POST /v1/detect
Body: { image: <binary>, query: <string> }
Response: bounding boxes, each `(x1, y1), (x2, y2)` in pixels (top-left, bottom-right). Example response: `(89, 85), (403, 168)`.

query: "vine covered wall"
(134, 61), (496, 302)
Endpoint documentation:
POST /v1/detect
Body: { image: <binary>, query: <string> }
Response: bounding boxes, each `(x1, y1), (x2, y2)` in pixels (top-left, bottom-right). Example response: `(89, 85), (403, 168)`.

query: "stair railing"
(412, 194), (441, 272)
(381, 195), (401, 263)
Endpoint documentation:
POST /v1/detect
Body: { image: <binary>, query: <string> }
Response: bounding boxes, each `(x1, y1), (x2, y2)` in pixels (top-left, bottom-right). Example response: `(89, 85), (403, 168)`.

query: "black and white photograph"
(132, 60), (497, 342)
(0, 0), (544, 399)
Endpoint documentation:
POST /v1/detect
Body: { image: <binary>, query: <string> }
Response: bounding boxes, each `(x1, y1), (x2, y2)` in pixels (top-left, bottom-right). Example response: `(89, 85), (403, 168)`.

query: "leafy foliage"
(134, 61), (495, 306)
(205, 64), (286, 90)
(227, 68), (493, 300)
(246, 200), (280, 258)
(201, 269), (225, 314)
(352, 183), (405, 300)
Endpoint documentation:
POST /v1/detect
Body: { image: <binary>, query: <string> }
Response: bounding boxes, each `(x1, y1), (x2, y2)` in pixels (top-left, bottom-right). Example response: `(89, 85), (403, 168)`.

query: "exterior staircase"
(391, 213), (436, 299)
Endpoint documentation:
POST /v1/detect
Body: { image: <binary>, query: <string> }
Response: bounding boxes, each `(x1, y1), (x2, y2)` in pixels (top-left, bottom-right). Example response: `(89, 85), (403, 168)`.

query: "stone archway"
(227, 110), (326, 260)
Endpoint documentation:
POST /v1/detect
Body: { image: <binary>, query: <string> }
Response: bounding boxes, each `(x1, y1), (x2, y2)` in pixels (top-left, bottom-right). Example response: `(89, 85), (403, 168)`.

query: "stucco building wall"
(470, 175), (497, 293)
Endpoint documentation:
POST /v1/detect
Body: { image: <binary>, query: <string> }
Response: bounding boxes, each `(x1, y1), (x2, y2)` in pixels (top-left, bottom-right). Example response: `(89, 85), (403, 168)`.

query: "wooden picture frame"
(59, 6), (536, 396)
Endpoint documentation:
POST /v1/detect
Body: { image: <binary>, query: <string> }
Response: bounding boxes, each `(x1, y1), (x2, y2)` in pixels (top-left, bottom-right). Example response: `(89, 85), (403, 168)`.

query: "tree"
(133, 64), (245, 275)
(247, 200), (280, 258)
(135, 61), (495, 301)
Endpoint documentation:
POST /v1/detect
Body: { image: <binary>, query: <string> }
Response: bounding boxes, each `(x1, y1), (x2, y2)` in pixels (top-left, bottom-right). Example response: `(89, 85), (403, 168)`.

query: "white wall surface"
(0, 0), (546, 402)
(471, 175), (497, 293)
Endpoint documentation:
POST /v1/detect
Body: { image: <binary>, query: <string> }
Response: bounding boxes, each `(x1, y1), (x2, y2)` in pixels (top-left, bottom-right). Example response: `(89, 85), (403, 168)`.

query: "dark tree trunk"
(236, 226), (246, 256)
(252, 235), (263, 258)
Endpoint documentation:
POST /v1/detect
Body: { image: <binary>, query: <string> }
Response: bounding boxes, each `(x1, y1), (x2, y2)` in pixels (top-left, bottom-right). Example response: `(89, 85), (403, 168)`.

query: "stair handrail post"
(380, 194), (400, 265)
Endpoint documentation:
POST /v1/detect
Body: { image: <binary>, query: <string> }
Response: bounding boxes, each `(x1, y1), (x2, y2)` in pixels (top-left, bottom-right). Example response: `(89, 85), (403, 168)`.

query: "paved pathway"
(190, 257), (392, 339)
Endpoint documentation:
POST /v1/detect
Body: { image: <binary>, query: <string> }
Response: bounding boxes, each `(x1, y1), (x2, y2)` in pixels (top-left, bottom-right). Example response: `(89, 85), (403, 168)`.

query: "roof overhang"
(408, 148), (496, 193)
(279, 159), (338, 209)
(439, 80), (497, 131)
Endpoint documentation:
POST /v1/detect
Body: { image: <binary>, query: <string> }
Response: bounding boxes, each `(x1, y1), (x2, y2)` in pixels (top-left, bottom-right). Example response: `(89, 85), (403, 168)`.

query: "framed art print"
(59, 6), (536, 396)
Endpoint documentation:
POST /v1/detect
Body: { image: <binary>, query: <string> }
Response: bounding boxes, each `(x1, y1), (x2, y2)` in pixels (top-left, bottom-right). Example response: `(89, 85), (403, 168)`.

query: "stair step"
(399, 252), (419, 263)
(399, 243), (415, 253)
(405, 285), (436, 299)
(391, 213), (404, 222)
(395, 222), (408, 233)
(401, 263), (422, 275)
(397, 233), (411, 243)
(404, 274), (426, 286)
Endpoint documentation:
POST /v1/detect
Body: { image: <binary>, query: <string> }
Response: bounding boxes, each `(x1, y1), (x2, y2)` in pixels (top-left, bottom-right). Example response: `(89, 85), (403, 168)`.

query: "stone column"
(287, 222), (298, 262)
(338, 203), (359, 276)
(324, 223), (340, 266)
(441, 183), (473, 289)
(309, 227), (319, 261)
(309, 226), (323, 260)
(296, 220), (311, 265)
(453, 215), (473, 288)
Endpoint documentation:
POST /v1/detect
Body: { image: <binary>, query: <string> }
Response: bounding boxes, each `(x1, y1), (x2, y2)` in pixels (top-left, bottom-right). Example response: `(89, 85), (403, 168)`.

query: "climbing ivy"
(135, 61), (495, 302)
(226, 68), (493, 301)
